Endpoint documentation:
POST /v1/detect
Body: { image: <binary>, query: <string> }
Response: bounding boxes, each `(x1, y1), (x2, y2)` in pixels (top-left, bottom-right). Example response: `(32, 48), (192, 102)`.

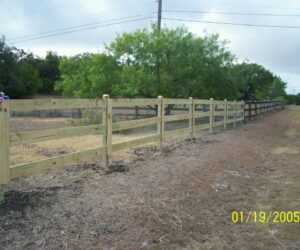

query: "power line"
(162, 17), (300, 29)
(7, 15), (143, 42)
(163, 10), (300, 18)
(171, 0), (300, 11)
(9, 16), (154, 44)
(0, 0), (154, 23)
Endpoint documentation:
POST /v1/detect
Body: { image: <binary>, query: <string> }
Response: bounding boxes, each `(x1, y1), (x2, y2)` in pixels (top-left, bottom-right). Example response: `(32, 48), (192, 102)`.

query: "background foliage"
(0, 25), (291, 100)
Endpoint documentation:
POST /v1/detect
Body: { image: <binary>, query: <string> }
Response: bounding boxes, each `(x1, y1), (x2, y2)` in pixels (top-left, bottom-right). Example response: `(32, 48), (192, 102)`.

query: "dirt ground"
(1, 107), (300, 250)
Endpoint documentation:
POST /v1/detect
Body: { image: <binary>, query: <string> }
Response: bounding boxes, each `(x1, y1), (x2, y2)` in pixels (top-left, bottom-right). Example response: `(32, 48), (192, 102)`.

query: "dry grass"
(1, 108), (300, 249)
(272, 146), (298, 154)
(10, 133), (156, 166)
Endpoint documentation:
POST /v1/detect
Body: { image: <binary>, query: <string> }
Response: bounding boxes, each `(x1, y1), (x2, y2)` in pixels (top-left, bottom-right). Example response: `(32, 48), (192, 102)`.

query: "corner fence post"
(102, 94), (112, 169)
(224, 99), (227, 129)
(209, 98), (214, 133)
(157, 96), (164, 151)
(0, 101), (10, 184)
(189, 97), (194, 138)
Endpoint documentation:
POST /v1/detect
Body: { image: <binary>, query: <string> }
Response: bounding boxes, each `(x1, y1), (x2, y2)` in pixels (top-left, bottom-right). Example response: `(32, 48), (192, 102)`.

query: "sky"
(0, 0), (299, 94)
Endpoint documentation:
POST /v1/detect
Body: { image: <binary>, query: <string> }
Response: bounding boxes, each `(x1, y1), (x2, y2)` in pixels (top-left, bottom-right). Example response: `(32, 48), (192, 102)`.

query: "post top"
(210, 98), (214, 100)
(158, 95), (163, 99)
(102, 94), (109, 99)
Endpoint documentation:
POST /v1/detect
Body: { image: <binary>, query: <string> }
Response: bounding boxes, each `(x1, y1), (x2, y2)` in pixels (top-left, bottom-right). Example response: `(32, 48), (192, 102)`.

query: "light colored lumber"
(213, 120), (225, 127)
(10, 146), (106, 179)
(112, 134), (159, 152)
(10, 99), (104, 112)
(112, 117), (159, 131)
(194, 112), (210, 118)
(214, 111), (225, 116)
(224, 99), (228, 129)
(102, 95), (112, 168)
(10, 124), (105, 146)
(236, 117), (244, 122)
(164, 98), (192, 105)
(111, 98), (158, 107)
(0, 102), (10, 184)
(209, 98), (214, 133)
(189, 97), (195, 137)
(214, 100), (225, 105)
(194, 99), (211, 105)
(194, 123), (211, 131)
(157, 96), (164, 151)
(164, 113), (191, 122)
(233, 100), (237, 128)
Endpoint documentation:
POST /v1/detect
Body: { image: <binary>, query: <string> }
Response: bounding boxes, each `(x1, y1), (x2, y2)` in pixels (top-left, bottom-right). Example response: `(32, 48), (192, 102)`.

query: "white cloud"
(0, 0), (300, 92)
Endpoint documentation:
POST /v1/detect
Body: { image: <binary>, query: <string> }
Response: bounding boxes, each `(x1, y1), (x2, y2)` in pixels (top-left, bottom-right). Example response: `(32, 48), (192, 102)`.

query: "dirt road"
(1, 107), (299, 250)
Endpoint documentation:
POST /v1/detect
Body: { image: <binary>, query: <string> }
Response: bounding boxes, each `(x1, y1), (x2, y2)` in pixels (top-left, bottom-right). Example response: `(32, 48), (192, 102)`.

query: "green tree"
(55, 53), (120, 97)
(37, 51), (61, 93)
(230, 63), (276, 100)
(108, 25), (236, 99)
(0, 37), (42, 98)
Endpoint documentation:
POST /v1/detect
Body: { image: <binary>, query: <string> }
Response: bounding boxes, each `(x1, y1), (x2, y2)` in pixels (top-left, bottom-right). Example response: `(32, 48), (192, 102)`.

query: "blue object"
(0, 91), (9, 100)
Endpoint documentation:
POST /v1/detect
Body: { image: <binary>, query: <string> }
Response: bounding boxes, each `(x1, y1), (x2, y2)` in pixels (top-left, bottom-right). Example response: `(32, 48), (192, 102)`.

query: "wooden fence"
(244, 100), (284, 119)
(0, 96), (254, 184)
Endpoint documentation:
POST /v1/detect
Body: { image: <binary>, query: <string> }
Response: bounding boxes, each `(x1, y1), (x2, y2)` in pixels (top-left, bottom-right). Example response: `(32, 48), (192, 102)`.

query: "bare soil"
(1, 107), (300, 250)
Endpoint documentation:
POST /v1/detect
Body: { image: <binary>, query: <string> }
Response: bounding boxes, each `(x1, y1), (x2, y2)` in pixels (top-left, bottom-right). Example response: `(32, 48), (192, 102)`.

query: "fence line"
(244, 100), (283, 119)
(0, 97), (283, 184)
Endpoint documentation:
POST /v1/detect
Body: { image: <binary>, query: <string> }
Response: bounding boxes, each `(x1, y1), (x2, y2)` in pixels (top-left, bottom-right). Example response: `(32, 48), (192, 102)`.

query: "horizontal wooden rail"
(213, 120), (225, 127)
(10, 99), (104, 112)
(112, 134), (159, 152)
(112, 117), (159, 131)
(213, 101), (226, 105)
(194, 112), (211, 118)
(194, 123), (211, 131)
(111, 98), (159, 107)
(164, 113), (190, 122)
(194, 99), (211, 105)
(10, 146), (106, 179)
(164, 98), (192, 105)
(10, 124), (105, 146)
(214, 111), (225, 116)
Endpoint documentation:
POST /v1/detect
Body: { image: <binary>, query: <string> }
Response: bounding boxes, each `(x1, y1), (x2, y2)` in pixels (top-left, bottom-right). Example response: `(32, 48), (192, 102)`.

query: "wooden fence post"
(233, 100), (237, 128)
(157, 96), (164, 151)
(224, 99), (227, 129)
(241, 100), (245, 122)
(189, 97), (194, 138)
(248, 101), (252, 120)
(102, 94), (112, 169)
(209, 98), (214, 133)
(0, 101), (10, 184)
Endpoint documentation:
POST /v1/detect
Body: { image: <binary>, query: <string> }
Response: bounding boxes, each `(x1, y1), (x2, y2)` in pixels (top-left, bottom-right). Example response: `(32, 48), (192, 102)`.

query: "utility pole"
(157, 0), (162, 32)
(156, 0), (162, 95)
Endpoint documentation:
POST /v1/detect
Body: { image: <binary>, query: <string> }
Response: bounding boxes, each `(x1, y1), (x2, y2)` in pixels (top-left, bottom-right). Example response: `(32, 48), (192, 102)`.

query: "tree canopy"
(0, 25), (288, 101)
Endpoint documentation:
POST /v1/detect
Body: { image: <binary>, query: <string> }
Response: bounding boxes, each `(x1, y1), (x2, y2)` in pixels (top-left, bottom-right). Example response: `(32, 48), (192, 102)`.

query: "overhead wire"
(162, 17), (300, 29)
(7, 15), (143, 41)
(9, 16), (155, 44)
(163, 10), (300, 18)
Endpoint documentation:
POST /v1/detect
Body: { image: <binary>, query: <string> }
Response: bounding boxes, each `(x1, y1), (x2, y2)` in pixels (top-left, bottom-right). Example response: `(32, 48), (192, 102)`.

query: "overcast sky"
(0, 0), (299, 94)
